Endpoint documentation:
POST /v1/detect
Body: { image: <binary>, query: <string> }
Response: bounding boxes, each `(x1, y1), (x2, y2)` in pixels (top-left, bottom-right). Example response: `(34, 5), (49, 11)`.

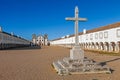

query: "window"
(104, 31), (108, 38)
(117, 29), (120, 37)
(99, 32), (103, 39)
(90, 34), (93, 40)
(95, 33), (98, 39)
(86, 35), (88, 40)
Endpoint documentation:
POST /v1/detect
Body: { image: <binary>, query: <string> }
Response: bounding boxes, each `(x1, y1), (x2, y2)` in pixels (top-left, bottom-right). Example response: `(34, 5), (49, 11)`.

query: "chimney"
(83, 29), (86, 34)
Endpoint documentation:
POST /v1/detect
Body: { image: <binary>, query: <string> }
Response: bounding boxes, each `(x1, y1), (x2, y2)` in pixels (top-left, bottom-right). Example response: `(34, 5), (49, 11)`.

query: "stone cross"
(52, 6), (111, 75)
(66, 6), (87, 46)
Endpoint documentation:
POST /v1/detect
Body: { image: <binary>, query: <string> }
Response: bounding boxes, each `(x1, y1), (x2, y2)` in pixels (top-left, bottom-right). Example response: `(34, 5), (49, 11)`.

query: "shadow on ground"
(6, 46), (41, 50)
(99, 58), (120, 66)
(99, 58), (120, 73)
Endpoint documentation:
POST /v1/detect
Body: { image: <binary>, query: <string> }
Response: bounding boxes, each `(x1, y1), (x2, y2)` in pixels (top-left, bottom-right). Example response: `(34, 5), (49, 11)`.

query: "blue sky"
(0, 0), (120, 40)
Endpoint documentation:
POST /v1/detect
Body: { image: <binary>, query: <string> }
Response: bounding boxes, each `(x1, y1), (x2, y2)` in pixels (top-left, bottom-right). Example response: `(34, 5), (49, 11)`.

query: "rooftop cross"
(65, 6), (87, 46)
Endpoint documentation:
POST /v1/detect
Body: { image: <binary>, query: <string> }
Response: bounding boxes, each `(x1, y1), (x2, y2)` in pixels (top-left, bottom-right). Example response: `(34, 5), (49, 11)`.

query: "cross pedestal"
(70, 45), (84, 61)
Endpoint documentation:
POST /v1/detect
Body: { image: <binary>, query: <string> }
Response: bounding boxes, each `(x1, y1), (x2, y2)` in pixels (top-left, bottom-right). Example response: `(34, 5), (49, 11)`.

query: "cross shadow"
(99, 58), (120, 66)
(99, 58), (120, 73)
(4, 46), (41, 50)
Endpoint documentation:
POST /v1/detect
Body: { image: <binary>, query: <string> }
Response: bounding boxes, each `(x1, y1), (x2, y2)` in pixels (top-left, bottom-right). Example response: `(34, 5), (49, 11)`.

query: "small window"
(95, 33), (98, 39)
(117, 29), (120, 37)
(99, 32), (103, 39)
(104, 31), (108, 38)
(86, 35), (88, 40)
(90, 34), (93, 40)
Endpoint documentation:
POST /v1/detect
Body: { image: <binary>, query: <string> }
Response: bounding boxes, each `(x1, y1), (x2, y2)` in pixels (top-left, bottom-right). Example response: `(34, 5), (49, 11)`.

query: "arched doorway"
(99, 42), (104, 50)
(91, 42), (95, 49)
(96, 42), (99, 50)
(104, 42), (109, 51)
(111, 42), (116, 51)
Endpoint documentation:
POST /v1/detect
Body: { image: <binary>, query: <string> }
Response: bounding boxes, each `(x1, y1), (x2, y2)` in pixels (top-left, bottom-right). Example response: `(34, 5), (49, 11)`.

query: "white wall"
(51, 27), (120, 45)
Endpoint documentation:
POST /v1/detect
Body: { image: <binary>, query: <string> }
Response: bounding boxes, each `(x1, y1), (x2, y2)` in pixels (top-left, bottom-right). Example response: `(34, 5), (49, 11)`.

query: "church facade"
(32, 34), (48, 46)
(51, 22), (120, 53)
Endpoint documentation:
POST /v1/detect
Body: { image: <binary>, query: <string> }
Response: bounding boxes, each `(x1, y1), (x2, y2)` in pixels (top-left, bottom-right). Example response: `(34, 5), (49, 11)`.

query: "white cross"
(66, 6), (87, 46)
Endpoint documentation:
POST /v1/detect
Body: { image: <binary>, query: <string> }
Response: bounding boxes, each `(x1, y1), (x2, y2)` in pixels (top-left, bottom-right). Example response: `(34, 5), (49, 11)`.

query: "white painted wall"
(0, 32), (30, 45)
(51, 27), (120, 45)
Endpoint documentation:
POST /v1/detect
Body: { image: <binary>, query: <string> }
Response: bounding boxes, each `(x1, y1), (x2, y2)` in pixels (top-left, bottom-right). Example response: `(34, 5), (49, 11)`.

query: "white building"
(37, 35), (44, 46)
(51, 22), (120, 53)
(32, 34), (48, 46)
(0, 27), (31, 49)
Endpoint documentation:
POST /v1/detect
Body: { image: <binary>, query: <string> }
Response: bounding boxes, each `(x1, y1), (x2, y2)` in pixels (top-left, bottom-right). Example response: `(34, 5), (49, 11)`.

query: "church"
(51, 22), (120, 53)
(32, 34), (48, 46)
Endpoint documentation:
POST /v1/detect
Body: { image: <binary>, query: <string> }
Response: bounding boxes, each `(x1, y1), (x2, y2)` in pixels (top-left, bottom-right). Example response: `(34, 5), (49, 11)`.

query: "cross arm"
(78, 18), (87, 21)
(65, 17), (87, 21)
(65, 17), (75, 21)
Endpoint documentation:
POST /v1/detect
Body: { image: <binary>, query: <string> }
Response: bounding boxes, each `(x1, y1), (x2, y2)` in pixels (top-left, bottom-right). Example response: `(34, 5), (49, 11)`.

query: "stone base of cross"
(70, 45), (84, 62)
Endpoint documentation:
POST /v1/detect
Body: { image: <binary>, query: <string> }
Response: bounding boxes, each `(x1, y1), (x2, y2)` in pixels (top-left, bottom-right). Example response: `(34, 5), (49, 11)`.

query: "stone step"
(52, 61), (64, 72)
(58, 60), (69, 68)
(52, 61), (69, 75)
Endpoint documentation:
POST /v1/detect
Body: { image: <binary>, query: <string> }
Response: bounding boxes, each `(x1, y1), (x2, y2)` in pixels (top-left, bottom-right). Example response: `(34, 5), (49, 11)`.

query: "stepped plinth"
(53, 56), (111, 75)
(52, 44), (111, 75)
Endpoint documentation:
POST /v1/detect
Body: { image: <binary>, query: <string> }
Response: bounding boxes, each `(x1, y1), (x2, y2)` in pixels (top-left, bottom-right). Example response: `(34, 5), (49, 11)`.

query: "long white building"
(0, 27), (31, 49)
(51, 22), (120, 53)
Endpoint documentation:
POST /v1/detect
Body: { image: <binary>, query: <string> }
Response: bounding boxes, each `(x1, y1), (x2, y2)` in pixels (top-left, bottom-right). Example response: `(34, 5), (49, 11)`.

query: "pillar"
(109, 43), (113, 52)
(115, 42), (120, 52)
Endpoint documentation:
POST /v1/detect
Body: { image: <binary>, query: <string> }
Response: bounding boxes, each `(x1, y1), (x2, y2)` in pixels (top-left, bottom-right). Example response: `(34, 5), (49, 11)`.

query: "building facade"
(51, 22), (120, 53)
(0, 27), (31, 49)
(32, 34), (48, 46)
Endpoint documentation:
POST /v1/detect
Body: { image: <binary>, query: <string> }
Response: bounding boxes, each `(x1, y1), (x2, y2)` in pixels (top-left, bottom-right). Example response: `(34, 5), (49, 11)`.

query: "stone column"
(115, 42), (119, 52)
(118, 42), (120, 52)
(109, 43), (113, 52)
